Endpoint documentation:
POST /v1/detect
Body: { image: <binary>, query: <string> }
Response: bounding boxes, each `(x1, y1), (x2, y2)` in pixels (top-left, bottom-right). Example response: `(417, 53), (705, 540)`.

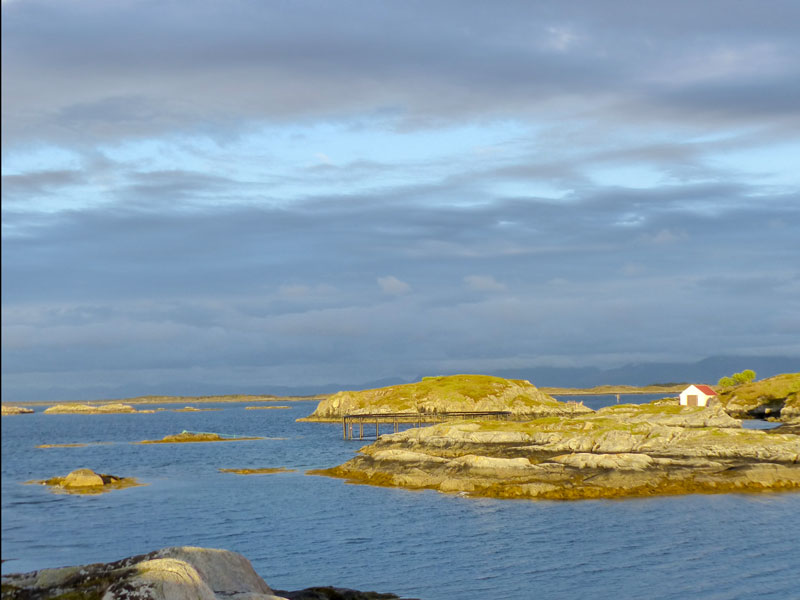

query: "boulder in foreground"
(0, 546), (409, 600)
(300, 374), (591, 421)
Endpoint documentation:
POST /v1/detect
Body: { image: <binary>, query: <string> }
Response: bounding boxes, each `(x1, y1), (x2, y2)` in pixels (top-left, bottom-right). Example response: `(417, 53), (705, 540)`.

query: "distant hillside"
(487, 356), (799, 388)
(4, 356), (796, 403)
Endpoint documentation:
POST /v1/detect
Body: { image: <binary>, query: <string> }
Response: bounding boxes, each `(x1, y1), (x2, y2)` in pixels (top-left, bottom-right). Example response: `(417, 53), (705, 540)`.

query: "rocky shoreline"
(0, 546), (411, 600)
(311, 402), (800, 500)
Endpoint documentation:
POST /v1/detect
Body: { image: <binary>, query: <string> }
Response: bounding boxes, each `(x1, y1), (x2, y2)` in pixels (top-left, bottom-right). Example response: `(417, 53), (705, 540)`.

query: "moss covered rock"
(300, 374), (590, 421)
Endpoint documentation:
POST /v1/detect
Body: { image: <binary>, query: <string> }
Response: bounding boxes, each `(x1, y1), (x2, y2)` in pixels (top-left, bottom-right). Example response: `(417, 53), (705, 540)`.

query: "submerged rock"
(311, 402), (800, 501)
(0, 547), (411, 600)
(300, 374), (591, 422)
(275, 587), (405, 599)
(219, 467), (297, 475)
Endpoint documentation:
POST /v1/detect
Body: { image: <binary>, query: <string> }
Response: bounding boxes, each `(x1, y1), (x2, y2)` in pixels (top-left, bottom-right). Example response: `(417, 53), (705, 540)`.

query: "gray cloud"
(2, 0), (799, 400)
(4, 1), (800, 147)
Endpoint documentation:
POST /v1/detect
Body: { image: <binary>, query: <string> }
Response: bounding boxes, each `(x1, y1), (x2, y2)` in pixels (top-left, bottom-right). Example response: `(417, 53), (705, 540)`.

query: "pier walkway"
(342, 411), (511, 440)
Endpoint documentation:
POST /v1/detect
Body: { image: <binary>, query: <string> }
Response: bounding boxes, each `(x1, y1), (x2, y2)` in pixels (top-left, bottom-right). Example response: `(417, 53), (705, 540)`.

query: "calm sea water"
(2, 396), (798, 599)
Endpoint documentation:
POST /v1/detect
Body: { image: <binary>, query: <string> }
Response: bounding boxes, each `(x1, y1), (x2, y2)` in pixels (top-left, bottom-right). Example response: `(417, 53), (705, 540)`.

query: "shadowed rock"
(219, 467), (296, 475)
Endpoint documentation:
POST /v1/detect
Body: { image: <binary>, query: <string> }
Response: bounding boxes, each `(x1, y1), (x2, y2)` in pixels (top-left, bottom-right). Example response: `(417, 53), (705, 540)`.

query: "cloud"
(4, 1), (800, 148)
(377, 275), (411, 295)
(463, 275), (507, 293)
(2, 1), (799, 400)
(643, 229), (688, 245)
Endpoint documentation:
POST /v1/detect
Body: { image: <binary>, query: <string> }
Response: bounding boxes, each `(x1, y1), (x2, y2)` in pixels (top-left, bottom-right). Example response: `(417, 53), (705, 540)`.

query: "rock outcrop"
(717, 372), (800, 419)
(26, 468), (144, 495)
(300, 374), (591, 422)
(43, 403), (139, 414)
(138, 431), (264, 444)
(1, 405), (34, 415)
(311, 402), (800, 500)
(0, 547), (407, 600)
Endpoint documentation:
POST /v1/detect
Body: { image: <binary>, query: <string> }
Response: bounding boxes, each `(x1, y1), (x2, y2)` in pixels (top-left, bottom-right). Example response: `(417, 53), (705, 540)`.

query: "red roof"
(693, 384), (717, 396)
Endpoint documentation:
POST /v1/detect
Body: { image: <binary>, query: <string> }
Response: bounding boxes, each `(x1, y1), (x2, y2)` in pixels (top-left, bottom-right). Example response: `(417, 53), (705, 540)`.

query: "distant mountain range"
(6, 355), (797, 403)
(487, 355), (799, 389)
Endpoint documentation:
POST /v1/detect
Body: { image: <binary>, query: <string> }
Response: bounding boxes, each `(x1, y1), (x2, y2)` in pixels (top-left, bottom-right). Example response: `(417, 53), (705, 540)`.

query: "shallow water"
(2, 398), (799, 599)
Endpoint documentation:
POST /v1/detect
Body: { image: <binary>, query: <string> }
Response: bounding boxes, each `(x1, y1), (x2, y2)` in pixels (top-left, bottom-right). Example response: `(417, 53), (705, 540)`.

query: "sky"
(2, 0), (799, 401)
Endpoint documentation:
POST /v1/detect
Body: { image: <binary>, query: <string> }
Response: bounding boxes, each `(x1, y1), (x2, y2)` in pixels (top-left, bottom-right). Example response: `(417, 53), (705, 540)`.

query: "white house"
(679, 384), (717, 407)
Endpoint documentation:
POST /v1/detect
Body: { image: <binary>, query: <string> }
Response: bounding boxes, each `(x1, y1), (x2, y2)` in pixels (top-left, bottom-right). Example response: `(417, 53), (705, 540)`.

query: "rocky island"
(0, 546), (408, 600)
(25, 468), (143, 495)
(299, 374), (591, 422)
(311, 401), (800, 500)
(1, 405), (34, 415)
(43, 403), (141, 414)
(138, 431), (264, 444)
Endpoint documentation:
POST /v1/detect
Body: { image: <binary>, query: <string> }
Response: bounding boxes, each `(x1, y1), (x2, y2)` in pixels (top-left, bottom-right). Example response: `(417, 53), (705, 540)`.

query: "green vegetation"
(718, 369), (756, 387)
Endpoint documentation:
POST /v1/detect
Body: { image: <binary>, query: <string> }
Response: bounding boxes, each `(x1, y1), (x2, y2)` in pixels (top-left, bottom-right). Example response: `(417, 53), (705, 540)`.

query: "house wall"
(679, 386), (712, 407)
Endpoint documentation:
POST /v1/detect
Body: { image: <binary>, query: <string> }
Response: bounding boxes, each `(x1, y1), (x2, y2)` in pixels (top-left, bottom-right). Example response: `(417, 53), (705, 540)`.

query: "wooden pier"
(342, 411), (512, 440)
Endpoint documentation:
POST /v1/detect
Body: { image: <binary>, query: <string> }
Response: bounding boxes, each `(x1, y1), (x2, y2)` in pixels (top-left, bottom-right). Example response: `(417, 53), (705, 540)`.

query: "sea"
(2, 394), (798, 600)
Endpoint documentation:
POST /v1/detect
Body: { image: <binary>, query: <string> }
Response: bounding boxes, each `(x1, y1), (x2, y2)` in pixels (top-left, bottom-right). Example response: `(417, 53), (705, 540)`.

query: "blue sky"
(2, 0), (799, 400)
